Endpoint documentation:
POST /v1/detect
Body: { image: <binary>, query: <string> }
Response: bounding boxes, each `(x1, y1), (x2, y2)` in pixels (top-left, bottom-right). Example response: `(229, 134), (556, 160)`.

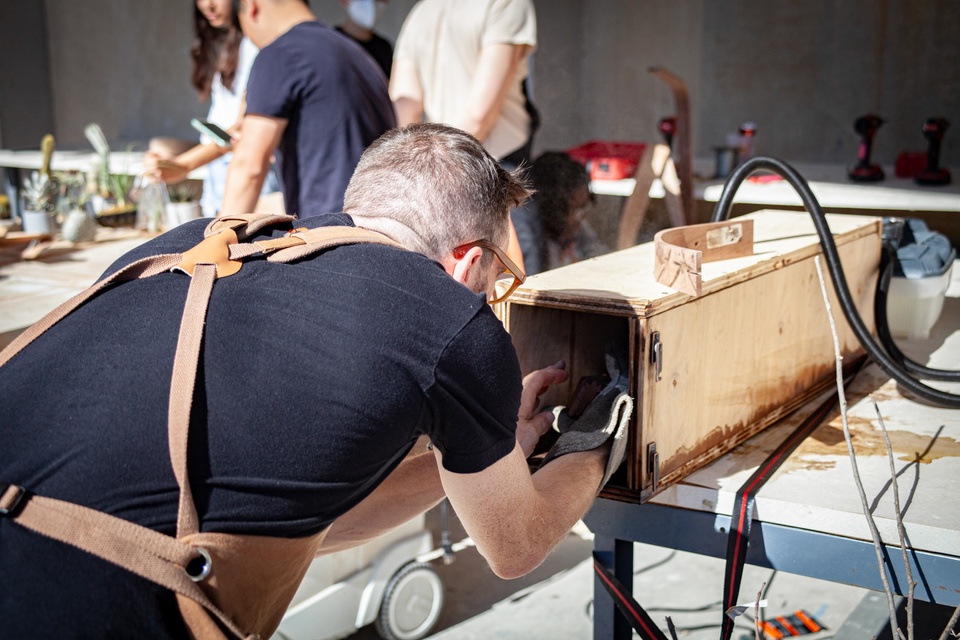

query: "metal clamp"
(647, 443), (660, 491)
(649, 332), (663, 382)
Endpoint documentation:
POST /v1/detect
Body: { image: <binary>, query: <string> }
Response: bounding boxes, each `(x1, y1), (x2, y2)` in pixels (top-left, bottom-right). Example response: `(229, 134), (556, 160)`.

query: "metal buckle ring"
(184, 547), (213, 582)
(0, 484), (26, 517)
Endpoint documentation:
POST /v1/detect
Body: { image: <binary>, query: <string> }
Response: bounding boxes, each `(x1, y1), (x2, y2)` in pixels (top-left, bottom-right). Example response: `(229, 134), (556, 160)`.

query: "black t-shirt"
(245, 21), (396, 217)
(335, 26), (394, 79)
(0, 214), (521, 637)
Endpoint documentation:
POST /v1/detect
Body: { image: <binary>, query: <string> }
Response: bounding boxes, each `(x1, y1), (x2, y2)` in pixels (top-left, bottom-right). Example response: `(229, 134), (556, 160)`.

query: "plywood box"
(496, 211), (881, 503)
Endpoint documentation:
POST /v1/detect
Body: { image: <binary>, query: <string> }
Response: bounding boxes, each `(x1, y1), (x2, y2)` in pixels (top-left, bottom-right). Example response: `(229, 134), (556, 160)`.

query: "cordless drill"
(848, 114), (885, 182)
(915, 117), (951, 186)
(658, 116), (676, 149)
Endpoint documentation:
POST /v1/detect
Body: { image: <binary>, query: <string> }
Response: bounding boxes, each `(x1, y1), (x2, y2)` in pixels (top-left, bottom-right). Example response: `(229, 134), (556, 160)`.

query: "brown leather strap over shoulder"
(206, 213), (296, 241)
(267, 226), (402, 263)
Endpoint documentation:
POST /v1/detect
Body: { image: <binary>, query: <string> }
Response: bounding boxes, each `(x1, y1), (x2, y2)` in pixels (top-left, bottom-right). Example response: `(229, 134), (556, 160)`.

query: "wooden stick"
(872, 399), (916, 639)
(814, 256), (902, 637)
(936, 606), (960, 640)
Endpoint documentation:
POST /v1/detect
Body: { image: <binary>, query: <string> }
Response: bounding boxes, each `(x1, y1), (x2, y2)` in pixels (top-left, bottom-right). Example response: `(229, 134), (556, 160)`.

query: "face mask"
(347, 0), (382, 31)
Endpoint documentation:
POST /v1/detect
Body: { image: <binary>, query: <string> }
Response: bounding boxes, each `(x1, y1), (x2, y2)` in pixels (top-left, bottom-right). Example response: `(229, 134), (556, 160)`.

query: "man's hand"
(516, 360), (568, 457)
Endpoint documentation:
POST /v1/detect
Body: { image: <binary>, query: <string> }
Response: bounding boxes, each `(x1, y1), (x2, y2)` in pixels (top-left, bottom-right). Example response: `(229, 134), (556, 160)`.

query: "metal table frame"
(585, 498), (960, 639)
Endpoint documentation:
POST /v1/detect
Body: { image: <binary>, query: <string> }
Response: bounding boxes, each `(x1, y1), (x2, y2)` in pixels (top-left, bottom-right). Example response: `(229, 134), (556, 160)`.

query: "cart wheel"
(374, 561), (444, 640)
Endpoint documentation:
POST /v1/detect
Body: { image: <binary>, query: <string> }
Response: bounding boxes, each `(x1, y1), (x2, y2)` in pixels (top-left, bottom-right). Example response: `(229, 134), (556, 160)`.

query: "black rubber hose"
(874, 243), (960, 381)
(710, 157), (960, 408)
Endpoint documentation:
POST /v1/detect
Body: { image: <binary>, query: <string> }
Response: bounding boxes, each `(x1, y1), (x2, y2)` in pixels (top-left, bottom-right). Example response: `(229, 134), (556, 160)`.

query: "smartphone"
(191, 118), (233, 147)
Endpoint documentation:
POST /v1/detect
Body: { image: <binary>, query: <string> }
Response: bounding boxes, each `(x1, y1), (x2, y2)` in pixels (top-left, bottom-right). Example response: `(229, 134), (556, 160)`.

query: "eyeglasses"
(452, 239), (526, 304)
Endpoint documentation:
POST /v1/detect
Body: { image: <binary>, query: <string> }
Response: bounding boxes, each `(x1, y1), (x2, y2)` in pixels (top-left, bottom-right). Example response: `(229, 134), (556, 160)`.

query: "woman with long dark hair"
(146, 0), (278, 217)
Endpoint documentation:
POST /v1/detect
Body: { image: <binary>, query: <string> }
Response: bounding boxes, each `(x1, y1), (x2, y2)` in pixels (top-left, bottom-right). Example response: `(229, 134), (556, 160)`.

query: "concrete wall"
(0, 0), (957, 167)
(40, 1), (199, 150)
(0, 0), (55, 149)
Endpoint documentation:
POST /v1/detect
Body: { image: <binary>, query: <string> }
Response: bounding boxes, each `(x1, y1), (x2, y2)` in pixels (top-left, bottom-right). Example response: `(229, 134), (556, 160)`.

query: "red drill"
(848, 114), (885, 182)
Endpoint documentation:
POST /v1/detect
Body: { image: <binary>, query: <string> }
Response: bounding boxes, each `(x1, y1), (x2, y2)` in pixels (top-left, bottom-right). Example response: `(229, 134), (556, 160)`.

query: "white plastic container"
(886, 262), (953, 340)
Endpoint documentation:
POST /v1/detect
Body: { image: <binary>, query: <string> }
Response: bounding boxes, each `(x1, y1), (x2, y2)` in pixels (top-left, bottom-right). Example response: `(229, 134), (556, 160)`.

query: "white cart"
(273, 514), (445, 640)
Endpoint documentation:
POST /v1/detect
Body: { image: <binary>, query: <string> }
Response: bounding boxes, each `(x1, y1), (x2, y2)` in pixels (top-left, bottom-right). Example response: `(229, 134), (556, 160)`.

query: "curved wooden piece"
(617, 143), (659, 250)
(649, 67), (693, 226)
(654, 219), (754, 296)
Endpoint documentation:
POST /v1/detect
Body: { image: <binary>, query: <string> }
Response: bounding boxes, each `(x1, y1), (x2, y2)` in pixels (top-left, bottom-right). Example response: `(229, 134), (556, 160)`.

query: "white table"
(591, 160), (960, 246)
(586, 261), (960, 638)
(1, 148), (204, 218)
(591, 160), (960, 209)
(0, 148), (176, 179)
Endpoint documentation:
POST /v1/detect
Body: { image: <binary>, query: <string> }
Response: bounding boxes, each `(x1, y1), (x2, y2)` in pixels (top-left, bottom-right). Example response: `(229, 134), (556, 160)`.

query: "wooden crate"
(497, 211), (881, 503)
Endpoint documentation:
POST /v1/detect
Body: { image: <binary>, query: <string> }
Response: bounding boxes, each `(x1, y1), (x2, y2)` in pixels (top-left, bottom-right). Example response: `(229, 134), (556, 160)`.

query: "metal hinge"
(647, 443), (659, 491)
(650, 331), (663, 382)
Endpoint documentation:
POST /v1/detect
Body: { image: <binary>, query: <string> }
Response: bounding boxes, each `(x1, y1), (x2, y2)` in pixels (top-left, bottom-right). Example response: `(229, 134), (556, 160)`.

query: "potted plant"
(56, 170), (98, 243)
(96, 171), (138, 227)
(84, 123), (138, 227)
(21, 170), (59, 234)
(164, 181), (202, 228)
(20, 133), (59, 234)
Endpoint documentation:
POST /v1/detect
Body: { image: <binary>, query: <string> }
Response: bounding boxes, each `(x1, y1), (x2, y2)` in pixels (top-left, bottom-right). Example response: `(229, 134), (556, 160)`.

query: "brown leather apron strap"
(0, 253), (182, 368)
(5, 489), (255, 639)
(267, 226), (402, 264)
(207, 213), (296, 241)
(169, 262), (217, 539)
(224, 226), (402, 263)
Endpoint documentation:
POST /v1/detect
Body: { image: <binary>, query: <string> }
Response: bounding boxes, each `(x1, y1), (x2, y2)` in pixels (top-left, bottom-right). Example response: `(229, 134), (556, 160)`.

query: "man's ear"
(447, 245), (484, 288)
(243, 0), (259, 22)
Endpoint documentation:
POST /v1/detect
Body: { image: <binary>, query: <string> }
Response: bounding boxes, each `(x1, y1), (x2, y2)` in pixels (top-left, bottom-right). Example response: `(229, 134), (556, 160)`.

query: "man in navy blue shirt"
(220, 0), (395, 218)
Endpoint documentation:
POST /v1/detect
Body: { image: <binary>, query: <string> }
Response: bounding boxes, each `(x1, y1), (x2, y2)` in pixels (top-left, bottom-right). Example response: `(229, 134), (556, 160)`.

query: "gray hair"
(344, 123), (531, 261)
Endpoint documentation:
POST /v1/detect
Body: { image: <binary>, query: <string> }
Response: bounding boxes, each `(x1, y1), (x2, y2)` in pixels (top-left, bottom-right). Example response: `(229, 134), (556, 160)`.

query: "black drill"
(848, 114), (885, 182)
(915, 117), (951, 186)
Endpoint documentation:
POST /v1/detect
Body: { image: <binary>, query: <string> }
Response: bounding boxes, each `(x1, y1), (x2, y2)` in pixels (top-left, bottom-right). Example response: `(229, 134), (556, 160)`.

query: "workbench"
(0, 228), (150, 348)
(585, 261), (960, 638)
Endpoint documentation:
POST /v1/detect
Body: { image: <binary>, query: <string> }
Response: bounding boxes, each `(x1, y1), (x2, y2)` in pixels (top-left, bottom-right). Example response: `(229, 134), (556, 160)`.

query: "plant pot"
(165, 201), (202, 229)
(21, 209), (58, 235)
(96, 204), (138, 228)
(61, 208), (98, 243)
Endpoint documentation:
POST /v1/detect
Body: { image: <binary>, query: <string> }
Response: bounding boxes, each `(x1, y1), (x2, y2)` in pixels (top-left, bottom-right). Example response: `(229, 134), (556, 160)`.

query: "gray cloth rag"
(539, 349), (633, 488)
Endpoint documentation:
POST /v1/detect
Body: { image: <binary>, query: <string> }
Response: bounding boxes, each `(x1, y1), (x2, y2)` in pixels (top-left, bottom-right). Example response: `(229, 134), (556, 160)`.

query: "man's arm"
(389, 58), (425, 127)
(453, 43), (530, 144)
(219, 114), (286, 215)
(439, 441), (606, 580)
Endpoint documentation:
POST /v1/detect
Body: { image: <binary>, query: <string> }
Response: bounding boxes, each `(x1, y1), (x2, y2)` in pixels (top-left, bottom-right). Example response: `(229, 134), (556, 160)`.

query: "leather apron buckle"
(174, 229), (242, 278)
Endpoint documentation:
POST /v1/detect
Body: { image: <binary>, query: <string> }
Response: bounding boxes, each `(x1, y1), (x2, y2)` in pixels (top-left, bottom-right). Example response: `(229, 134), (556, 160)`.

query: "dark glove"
(539, 348), (633, 488)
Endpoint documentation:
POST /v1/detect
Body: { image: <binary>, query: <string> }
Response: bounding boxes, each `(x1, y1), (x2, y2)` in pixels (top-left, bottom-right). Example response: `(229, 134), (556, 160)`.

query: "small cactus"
(22, 171), (58, 212)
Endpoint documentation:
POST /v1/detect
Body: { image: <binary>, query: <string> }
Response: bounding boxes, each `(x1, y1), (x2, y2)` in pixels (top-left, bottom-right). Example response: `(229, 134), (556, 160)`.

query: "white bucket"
(21, 209), (58, 235)
(886, 262), (953, 340)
